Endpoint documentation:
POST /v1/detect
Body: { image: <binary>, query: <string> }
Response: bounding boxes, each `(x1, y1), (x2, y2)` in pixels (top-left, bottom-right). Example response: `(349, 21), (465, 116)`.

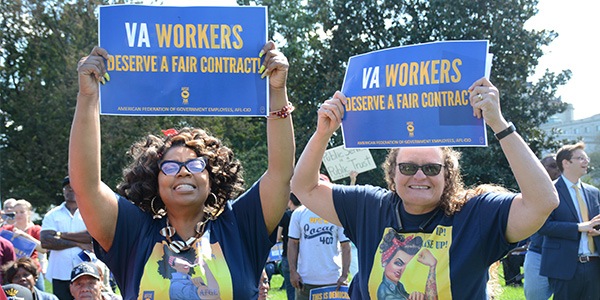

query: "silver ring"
(477, 94), (483, 100)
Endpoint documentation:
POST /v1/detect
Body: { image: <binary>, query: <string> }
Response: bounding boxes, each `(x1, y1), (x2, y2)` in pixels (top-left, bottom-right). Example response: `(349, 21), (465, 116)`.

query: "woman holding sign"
(2, 199), (47, 291)
(290, 78), (558, 299)
(69, 41), (294, 299)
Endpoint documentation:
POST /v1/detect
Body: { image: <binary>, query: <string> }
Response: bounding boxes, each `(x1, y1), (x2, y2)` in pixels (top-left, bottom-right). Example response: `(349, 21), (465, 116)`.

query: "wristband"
(494, 122), (516, 140)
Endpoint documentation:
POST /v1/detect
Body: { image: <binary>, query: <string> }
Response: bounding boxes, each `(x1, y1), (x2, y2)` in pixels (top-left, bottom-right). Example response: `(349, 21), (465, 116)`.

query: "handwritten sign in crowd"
(99, 5), (268, 116)
(322, 146), (376, 181)
(341, 40), (492, 148)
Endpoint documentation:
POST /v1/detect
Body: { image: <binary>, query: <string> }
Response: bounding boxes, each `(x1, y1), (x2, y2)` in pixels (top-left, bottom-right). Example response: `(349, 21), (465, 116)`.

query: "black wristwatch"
(494, 122), (516, 140)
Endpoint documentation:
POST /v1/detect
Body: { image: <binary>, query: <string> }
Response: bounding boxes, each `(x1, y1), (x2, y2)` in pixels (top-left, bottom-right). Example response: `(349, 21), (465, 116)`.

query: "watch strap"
(494, 122), (516, 140)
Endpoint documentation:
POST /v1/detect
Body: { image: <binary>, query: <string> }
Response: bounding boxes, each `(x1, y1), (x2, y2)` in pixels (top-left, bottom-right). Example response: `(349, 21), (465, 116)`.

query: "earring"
(151, 196), (165, 219)
(203, 193), (224, 220)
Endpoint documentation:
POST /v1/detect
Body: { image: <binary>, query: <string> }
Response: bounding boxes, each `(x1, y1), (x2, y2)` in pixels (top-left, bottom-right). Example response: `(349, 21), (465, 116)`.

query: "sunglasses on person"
(159, 157), (207, 176)
(397, 163), (444, 176)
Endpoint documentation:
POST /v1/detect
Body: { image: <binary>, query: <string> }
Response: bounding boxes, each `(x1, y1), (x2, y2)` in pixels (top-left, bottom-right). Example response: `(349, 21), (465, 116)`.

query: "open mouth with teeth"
(175, 184), (196, 191)
(409, 185), (430, 190)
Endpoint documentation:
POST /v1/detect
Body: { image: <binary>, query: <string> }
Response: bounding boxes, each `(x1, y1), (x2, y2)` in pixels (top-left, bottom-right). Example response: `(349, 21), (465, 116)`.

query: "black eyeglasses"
(397, 163), (443, 176)
(159, 157), (207, 176)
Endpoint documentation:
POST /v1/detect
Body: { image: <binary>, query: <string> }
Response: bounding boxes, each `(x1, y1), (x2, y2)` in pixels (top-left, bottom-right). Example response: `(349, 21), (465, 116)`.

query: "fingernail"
(261, 71), (268, 79)
(259, 65), (265, 73)
(104, 72), (111, 81)
(100, 77), (106, 85)
(259, 49), (265, 58)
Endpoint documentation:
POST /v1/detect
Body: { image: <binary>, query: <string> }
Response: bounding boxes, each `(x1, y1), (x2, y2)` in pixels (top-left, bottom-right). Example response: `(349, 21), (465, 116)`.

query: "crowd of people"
(0, 34), (597, 300)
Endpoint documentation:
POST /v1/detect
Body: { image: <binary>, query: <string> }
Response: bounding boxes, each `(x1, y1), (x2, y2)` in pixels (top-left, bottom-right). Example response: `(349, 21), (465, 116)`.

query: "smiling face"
(158, 146), (211, 211)
(384, 249), (414, 282)
(394, 147), (445, 214)
(563, 149), (589, 180)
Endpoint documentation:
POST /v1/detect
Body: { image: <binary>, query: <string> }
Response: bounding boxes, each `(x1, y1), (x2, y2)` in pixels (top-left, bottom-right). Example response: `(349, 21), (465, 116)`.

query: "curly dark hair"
(156, 245), (198, 279)
(3, 257), (38, 284)
(116, 127), (245, 218)
(383, 147), (466, 216)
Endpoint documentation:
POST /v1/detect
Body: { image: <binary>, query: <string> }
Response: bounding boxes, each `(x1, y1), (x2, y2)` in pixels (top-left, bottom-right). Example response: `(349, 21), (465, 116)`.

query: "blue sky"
(526, 0), (600, 120)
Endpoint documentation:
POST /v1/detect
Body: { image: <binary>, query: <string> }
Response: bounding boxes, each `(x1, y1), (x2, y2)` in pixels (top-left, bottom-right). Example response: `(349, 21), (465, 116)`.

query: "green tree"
(1, 0), (572, 213)
(1, 0), (105, 210)
(1, 1), (270, 211)
(258, 0), (569, 190)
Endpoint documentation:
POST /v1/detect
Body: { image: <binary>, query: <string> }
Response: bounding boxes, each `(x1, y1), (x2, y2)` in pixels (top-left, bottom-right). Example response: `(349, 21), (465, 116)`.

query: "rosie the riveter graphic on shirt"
(138, 231), (231, 300)
(369, 228), (451, 299)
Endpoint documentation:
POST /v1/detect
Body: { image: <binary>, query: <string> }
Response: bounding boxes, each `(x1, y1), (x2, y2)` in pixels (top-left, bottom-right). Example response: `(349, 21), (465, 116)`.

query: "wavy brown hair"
(383, 147), (466, 215)
(116, 127), (245, 218)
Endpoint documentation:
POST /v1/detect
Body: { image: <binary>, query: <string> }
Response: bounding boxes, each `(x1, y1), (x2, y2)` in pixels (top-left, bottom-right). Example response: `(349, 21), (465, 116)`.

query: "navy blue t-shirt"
(332, 184), (515, 299)
(94, 181), (275, 300)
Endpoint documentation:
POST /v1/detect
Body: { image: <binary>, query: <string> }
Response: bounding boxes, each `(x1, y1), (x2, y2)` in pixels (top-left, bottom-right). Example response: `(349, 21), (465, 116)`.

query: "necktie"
(573, 184), (595, 253)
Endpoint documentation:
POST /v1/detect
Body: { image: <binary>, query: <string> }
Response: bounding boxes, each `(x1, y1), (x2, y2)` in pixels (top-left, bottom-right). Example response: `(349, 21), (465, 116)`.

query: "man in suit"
(539, 142), (600, 299)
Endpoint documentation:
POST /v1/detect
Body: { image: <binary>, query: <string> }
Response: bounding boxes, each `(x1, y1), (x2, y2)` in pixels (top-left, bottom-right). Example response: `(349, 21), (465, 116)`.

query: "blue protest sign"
(0, 230), (36, 258)
(341, 40), (490, 148)
(99, 5), (268, 116)
(267, 242), (283, 262)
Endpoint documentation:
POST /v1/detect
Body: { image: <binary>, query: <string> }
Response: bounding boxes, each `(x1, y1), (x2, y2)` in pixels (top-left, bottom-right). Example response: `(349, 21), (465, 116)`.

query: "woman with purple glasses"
(69, 41), (294, 299)
(291, 77), (559, 299)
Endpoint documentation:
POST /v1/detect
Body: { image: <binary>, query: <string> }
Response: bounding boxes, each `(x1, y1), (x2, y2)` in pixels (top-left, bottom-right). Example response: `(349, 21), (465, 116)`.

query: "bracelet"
(266, 102), (295, 119)
(494, 122), (516, 140)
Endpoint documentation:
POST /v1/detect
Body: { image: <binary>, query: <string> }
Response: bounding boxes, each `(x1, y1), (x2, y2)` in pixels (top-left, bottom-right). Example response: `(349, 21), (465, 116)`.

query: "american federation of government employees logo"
(143, 291), (154, 300)
(406, 121), (415, 137)
(181, 87), (190, 105)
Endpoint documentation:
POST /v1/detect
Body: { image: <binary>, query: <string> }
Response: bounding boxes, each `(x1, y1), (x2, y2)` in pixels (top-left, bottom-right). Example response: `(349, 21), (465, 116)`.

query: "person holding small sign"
(290, 77), (559, 299)
(69, 41), (294, 299)
(1, 200), (46, 292)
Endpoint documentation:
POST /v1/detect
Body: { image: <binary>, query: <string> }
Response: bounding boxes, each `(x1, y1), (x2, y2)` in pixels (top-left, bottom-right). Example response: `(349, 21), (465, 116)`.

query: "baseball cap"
(62, 176), (70, 187)
(71, 262), (101, 283)
(2, 283), (33, 300)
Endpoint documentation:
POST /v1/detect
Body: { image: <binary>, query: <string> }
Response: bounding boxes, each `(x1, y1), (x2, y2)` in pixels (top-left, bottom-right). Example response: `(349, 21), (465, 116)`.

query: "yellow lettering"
(451, 59), (462, 82)
(155, 23), (244, 49)
(210, 24), (219, 48)
(185, 24), (197, 48)
(156, 24), (172, 48)
(385, 64), (399, 87)
(232, 25), (243, 49)
(430, 59), (440, 84)
(173, 24), (184, 48)
(398, 63), (408, 86)
(198, 24), (209, 48)
(419, 60), (430, 84)
(440, 59), (450, 83)
(160, 56), (169, 72)
(409, 62), (418, 85)
(220, 25), (231, 49)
